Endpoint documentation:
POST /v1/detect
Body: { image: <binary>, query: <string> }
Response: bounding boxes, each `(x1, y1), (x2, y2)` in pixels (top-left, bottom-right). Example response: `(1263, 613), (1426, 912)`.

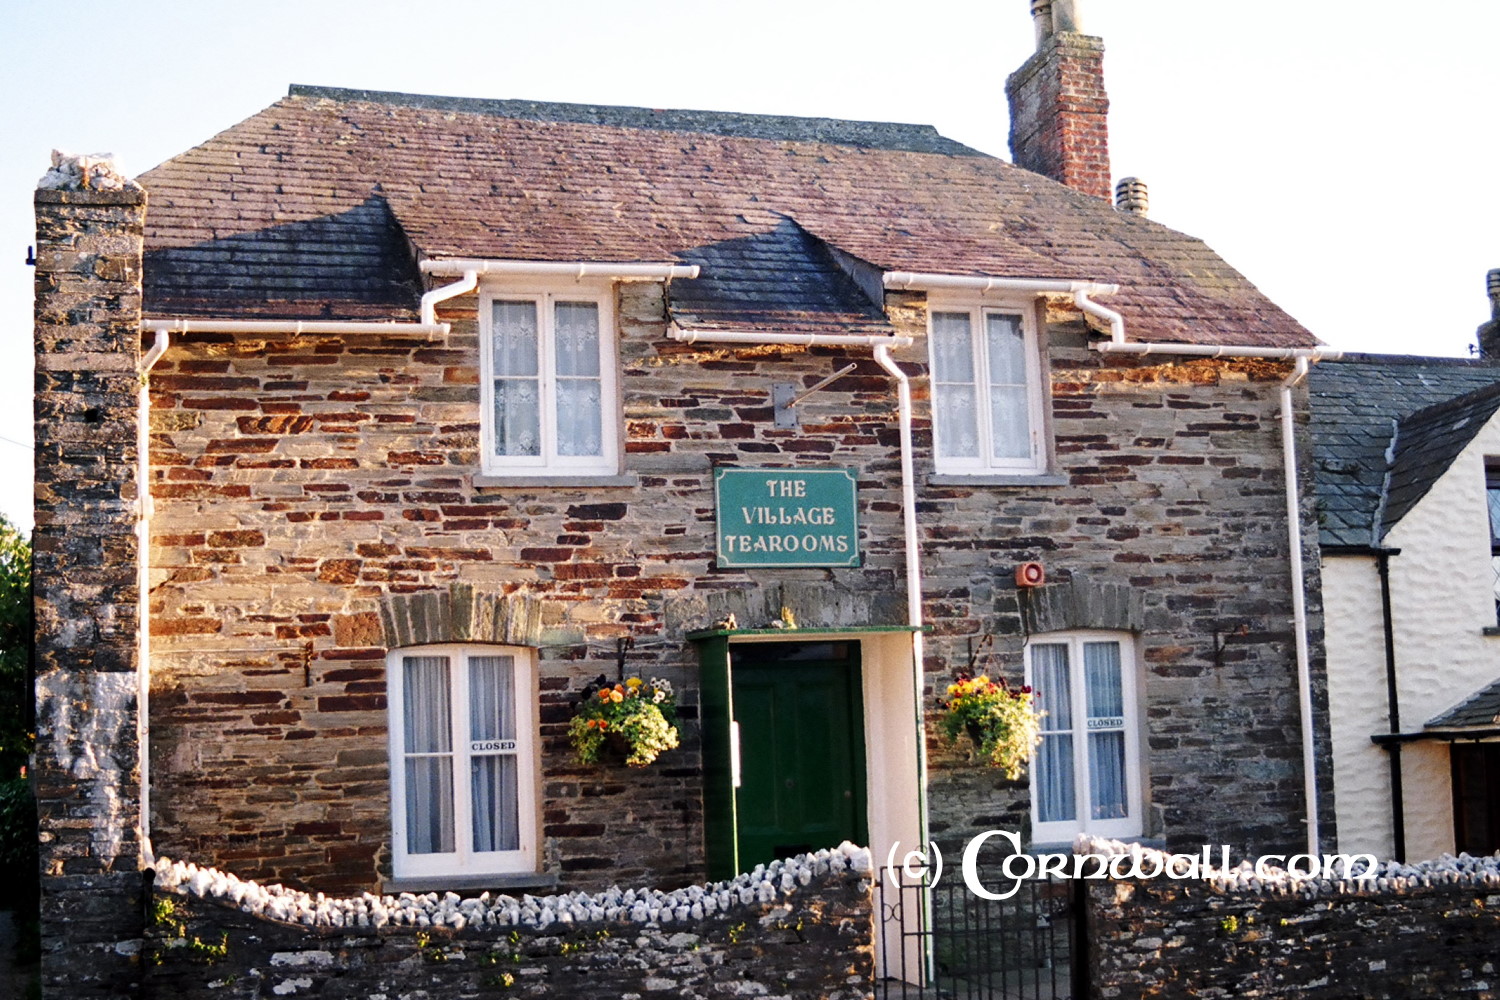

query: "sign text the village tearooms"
(713, 467), (860, 569)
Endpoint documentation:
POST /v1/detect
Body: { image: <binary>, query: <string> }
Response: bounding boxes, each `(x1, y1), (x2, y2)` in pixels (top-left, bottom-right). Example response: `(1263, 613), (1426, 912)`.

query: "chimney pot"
(1051, 0), (1084, 34)
(1115, 177), (1149, 217)
(1030, 0), (1054, 46)
(1488, 268), (1500, 320)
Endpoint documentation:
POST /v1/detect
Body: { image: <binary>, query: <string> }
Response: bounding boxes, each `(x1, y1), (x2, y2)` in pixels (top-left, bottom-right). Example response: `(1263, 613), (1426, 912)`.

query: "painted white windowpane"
(1032, 644), (1072, 729)
(1488, 486), (1500, 544)
(1038, 734), (1075, 823)
(1088, 731), (1128, 820)
(406, 758), (454, 854)
(471, 755), (520, 852)
(1032, 643), (1074, 823)
(1083, 642), (1124, 719)
(936, 385), (980, 458)
(553, 302), (601, 377)
(492, 301), (539, 375)
(555, 379), (604, 456)
(469, 656), (516, 742)
(989, 385), (1031, 460)
(403, 657), (452, 753)
(985, 313), (1027, 384)
(494, 379), (541, 457)
(931, 312), (976, 382)
(403, 655), (454, 855)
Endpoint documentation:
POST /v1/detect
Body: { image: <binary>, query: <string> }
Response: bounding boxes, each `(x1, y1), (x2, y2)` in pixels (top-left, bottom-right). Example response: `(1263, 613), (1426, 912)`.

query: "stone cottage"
(33, 3), (1337, 994)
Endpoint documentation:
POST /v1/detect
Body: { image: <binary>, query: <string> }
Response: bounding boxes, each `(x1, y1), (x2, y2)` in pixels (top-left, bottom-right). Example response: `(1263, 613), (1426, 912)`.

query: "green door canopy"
(714, 467), (860, 568)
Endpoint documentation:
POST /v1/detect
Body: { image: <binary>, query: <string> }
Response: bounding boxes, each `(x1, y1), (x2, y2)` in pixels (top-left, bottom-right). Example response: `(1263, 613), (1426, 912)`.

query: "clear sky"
(3, 0), (1498, 531)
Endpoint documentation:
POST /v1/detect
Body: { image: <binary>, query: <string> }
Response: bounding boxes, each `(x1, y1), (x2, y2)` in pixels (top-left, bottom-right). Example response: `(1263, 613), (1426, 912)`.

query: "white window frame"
(1025, 630), (1142, 843)
(478, 280), (620, 477)
(926, 298), (1048, 475)
(387, 643), (539, 879)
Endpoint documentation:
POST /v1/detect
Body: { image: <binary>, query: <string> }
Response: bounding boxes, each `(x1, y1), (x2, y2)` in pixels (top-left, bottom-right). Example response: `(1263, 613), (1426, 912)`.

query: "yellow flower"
(626, 677), (643, 689)
(610, 690), (624, 703)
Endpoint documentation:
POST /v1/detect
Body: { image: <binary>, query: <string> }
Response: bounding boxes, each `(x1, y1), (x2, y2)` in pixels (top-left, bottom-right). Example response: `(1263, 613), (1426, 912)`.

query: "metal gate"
(875, 865), (1084, 1000)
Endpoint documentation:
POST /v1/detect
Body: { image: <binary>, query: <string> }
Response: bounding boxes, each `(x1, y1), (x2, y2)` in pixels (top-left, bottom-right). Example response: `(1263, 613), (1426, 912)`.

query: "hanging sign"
(714, 467), (860, 568)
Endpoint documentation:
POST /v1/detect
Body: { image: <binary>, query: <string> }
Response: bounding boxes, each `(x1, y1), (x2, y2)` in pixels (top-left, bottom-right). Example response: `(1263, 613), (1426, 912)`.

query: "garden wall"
(142, 844), (874, 999)
(1085, 841), (1500, 999)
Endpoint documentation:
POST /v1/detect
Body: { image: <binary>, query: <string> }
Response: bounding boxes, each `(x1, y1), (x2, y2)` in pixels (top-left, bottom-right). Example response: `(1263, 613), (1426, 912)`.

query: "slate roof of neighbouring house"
(134, 85), (1315, 347)
(1427, 676), (1500, 729)
(1309, 355), (1500, 547)
(1380, 382), (1500, 538)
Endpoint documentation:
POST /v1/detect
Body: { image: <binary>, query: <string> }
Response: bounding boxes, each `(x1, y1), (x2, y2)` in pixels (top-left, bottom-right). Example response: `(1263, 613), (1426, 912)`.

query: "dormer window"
(480, 283), (619, 477)
(927, 301), (1048, 476)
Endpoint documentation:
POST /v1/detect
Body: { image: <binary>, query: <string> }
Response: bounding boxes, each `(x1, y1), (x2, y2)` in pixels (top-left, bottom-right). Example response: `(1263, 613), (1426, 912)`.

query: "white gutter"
(420, 259), (700, 281)
(1281, 356), (1321, 856)
(136, 329), (170, 867)
(882, 271), (1119, 298)
(666, 326), (914, 349)
(140, 319), (450, 337)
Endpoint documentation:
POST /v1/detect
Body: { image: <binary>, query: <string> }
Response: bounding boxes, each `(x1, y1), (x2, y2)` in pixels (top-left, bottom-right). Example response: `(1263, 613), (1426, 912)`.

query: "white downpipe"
(871, 345), (929, 842)
(140, 318), (451, 337)
(421, 270), (478, 326)
(1280, 356), (1321, 856)
(667, 326), (914, 349)
(420, 259), (700, 281)
(136, 329), (169, 867)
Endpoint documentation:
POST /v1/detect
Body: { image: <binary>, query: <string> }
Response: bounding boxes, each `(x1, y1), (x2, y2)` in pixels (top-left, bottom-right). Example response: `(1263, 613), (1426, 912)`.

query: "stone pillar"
(32, 153), (147, 998)
(1006, 30), (1112, 199)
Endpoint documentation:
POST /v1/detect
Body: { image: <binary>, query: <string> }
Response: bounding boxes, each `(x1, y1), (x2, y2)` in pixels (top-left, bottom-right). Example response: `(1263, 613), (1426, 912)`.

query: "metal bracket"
(772, 363), (858, 428)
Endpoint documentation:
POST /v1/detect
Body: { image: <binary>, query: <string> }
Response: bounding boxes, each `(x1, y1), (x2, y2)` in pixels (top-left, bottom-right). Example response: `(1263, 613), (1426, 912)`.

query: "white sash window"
(928, 302), (1047, 475)
(1026, 632), (1141, 842)
(388, 645), (538, 877)
(481, 284), (618, 476)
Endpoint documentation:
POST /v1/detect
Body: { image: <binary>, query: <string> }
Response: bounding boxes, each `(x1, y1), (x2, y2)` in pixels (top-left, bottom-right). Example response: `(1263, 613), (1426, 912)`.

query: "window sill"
(928, 473), (1068, 488)
(474, 473), (639, 489)
(1028, 836), (1160, 855)
(382, 872), (560, 895)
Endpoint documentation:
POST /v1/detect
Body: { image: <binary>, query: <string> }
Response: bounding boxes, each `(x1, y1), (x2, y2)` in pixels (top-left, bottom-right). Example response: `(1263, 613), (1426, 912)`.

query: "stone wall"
(924, 331), (1333, 859)
(142, 846), (873, 1000)
(139, 272), (1332, 892)
(33, 171), (149, 996)
(1088, 849), (1500, 998)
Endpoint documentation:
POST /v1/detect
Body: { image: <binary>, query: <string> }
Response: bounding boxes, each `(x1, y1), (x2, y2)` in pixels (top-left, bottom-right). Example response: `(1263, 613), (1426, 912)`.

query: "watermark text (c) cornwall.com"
(884, 831), (1378, 899)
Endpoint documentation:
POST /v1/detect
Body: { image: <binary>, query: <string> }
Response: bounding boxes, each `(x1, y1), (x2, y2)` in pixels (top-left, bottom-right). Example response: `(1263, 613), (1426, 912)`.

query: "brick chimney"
(33, 151), (148, 997)
(1006, 0), (1112, 199)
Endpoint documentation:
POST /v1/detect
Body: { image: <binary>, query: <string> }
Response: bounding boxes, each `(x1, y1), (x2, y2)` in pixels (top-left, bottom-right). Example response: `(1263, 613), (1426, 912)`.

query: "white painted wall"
(1324, 554), (1393, 858)
(1325, 412), (1500, 860)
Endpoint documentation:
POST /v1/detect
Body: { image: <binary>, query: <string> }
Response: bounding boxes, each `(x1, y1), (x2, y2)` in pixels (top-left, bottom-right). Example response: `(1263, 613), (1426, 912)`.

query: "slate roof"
(1309, 355), (1500, 547)
(1379, 383), (1500, 538)
(1427, 676), (1500, 729)
(136, 85), (1315, 347)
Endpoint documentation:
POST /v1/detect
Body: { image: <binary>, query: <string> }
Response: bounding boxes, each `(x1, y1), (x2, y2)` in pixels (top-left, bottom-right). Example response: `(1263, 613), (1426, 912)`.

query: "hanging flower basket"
(568, 676), (679, 768)
(939, 673), (1043, 780)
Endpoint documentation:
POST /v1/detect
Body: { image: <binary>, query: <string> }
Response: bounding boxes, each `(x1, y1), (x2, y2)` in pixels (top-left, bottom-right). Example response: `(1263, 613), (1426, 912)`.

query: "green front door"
(729, 641), (868, 871)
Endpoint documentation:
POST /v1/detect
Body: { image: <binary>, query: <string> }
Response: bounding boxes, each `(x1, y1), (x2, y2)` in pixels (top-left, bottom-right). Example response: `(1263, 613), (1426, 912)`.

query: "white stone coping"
(152, 842), (873, 932)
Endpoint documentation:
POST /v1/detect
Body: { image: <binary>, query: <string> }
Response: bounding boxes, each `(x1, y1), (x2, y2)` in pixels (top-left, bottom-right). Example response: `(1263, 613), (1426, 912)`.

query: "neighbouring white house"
(1312, 328), (1500, 861)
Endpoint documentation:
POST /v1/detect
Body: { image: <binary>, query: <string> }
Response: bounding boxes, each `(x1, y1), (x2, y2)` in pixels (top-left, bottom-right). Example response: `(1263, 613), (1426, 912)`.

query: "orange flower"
(597, 689), (612, 701)
(610, 690), (624, 703)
